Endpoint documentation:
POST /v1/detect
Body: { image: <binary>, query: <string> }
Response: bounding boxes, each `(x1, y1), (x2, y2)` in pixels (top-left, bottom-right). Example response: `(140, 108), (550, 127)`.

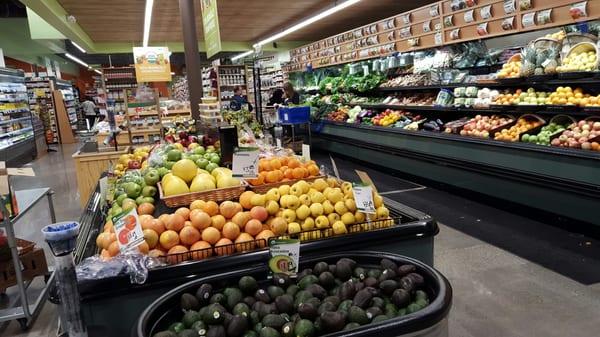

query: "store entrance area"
(1, 145), (599, 337)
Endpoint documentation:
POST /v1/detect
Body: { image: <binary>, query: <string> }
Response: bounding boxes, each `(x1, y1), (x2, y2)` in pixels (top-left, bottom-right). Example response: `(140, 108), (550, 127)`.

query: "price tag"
(232, 147), (259, 178)
(503, 0), (515, 14)
(302, 144), (311, 161)
(352, 183), (376, 214)
(269, 239), (300, 277)
(434, 32), (443, 45)
(112, 208), (144, 253)
(429, 4), (439, 17)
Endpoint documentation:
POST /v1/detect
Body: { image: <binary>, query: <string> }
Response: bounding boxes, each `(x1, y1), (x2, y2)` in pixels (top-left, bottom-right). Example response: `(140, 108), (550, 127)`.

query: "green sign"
(201, 0), (222, 58)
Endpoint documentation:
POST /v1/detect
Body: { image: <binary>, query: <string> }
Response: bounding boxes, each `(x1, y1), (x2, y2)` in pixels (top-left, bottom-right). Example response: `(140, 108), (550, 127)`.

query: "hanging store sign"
(133, 46), (172, 82)
(201, 0), (222, 59)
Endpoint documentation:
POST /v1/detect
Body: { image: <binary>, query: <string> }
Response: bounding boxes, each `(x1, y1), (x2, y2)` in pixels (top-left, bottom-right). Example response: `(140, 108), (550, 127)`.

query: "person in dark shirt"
(268, 89), (284, 106)
(229, 85), (253, 111)
(283, 82), (300, 105)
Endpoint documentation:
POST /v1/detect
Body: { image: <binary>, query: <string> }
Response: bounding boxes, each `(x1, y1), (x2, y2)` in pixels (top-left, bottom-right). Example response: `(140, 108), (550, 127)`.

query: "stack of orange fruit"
(247, 156), (321, 186)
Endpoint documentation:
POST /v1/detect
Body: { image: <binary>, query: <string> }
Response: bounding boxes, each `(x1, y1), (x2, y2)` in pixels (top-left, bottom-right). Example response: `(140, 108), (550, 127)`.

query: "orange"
(307, 164), (320, 176)
(202, 201), (219, 216)
(266, 171), (279, 183)
(143, 229), (159, 249)
(239, 191), (255, 209)
(158, 214), (170, 225)
(270, 158), (282, 170)
(277, 170), (285, 181)
(190, 210), (212, 230)
(138, 215), (153, 224)
(175, 207), (191, 221)
(159, 230), (180, 250)
(280, 165), (288, 173)
(280, 156), (289, 166)
(235, 233), (256, 252)
(214, 238), (234, 256)
(284, 169), (294, 180)
(96, 232), (109, 250)
(167, 245), (189, 264)
(100, 249), (112, 260)
(201, 227), (221, 244)
(102, 233), (117, 249)
(148, 249), (166, 258)
(247, 174), (265, 186)
(288, 158), (301, 169)
(190, 200), (206, 211)
(166, 214), (185, 232)
(108, 241), (120, 257)
(259, 171), (269, 182)
(259, 159), (272, 171)
(211, 214), (226, 230)
(179, 226), (201, 245)
(245, 219), (263, 236)
(219, 201), (239, 219)
(103, 221), (114, 233)
(222, 222), (241, 240)
(256, 230), (275, 248)
(292, 167), (304, 179)
(137, 241), (149, 254)
(137, 203), (155, 215)
(305, 160), (317, 167)
(190, 241), (213, 260)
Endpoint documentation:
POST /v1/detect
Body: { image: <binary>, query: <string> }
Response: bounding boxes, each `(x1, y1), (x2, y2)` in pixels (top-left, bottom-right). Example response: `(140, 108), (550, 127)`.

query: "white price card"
(112, 208), (144, 253)
(232, 147), (259, 178)
(269, 239), (300, 277)
(352, 183), (376, 214)
(302, 144), (311, 161)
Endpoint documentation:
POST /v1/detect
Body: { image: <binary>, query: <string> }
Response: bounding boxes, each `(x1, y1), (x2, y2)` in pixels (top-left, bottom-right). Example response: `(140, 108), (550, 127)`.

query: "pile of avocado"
(153, 258), (430, 337)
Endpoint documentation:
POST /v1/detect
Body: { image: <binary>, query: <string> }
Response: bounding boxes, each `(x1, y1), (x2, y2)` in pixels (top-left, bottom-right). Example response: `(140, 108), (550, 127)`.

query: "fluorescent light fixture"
(253, 0), (362, 48)
(231, 50), (254, 61)
(71, 41), (86, 53)
(170, 72), (175, 75)
(94, 69), (102, 75)
(65, 53), (89, 68)
(143, 0), (154, 47)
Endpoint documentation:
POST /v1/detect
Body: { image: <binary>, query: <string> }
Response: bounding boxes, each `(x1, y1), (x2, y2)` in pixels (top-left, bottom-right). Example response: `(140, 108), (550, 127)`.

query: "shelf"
(130, 128), (161, 134)
(0, 117), (31, 126)
(355, 104), (595, 117)
(0, 127), (33, 138)
(128, 111), (159, 116)
(162, 109), (191, 115)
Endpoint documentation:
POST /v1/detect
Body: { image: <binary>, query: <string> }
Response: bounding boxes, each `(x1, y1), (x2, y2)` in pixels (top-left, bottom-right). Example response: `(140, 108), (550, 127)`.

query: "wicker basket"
(247, 175), (326, 194)
(0, 238), (35, 261)
(158, 181), (248, 208)
(560, 42), (599, 72)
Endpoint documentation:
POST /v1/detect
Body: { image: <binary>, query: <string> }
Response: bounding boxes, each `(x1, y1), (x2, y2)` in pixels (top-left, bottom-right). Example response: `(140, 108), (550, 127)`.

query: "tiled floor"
(1, 146), (599, 336)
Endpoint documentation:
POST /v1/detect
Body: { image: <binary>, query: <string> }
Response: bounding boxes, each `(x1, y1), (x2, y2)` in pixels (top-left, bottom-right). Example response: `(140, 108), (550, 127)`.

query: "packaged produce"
(435, 89), (454, 107)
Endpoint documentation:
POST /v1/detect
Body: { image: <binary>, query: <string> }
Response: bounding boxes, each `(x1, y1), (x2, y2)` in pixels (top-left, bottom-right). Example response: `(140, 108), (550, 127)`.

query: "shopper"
(229, 85), (253, 111)
(282, 82), (300, 105)
(82, 98), (97, 130)
(268, 89), (284, 106)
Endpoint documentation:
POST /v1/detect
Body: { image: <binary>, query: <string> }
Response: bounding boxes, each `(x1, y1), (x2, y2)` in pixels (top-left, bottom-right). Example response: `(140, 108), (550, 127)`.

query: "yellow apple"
(332, 221), (348, 235)
(315, 215), (330, 229)
(322, 200), (334, 215)
(355, 211), (366, 223)
(310, 203), (324, 217)
(299, 194), (311, 206)
(334, 201), (348, 215)
(250, 193), (266, 207)
(265, 200), (280, 215)
(341, 212), (356, 225)
(278, 184), (290, 196)
(286, 195), (300, 210)
(282, 209), (297, 223)
(374, 194), (383, 208)
(376, 206), (390, 219)
(266, 188), (281, 202)
(311, 191), (326, 204)
(345, 199), (357, 213)
(327, 213), (340, 225)
(312, 178), (328, 192)
(301, 217), (315, 231)
(296, 205), (310, 221)
(287, 222), (301, 234)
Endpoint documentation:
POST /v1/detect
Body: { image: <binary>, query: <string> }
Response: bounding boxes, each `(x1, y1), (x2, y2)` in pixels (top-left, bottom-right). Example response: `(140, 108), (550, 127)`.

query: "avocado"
(168, 322), (185, 333)
(305, 284), (327, 299)
(182, 310), (201, 328)
(323, 296), (340, 308)
(209, 293), (226, 306)
(181, 293), (199, 311)
(286, 285), (299, 297)
(329, 286), (339, 297)
(297, 302), (318, 320)
(397, 308), (406, 317)
(250, 311), (261, 326)
(406, 303), (421, 314)
(259, 326), (280, 337)
(328, 264), (336, 275)
(384, 303), (398, 317)
(407, 273), (425, 287)
(380, 258), (398, 271)
(338, 281), (356, 301)
(378, 268), (397, 282)
(195, 284), (213, 305)
(415, 298), (428, 309)
(293, 290), (313, 306)
(262, 314), (286, 329)
(243, 331), (259, 337)
(191, 321), (207, 334)
(354, 281), (365, 292)
(348, 306), (369, 325)
(312, 262), (329, 275)
(364, 277), (378, 288)
(281, 322), (295, 337)
(273, 273), (292, 288)
(335, 260), (353, 281)
(379, 279), (398, 296)
(318, 301), (338, 314)
(206, 325), (225, 337)
(337, 299), (353, 313)
(391, 289), (410, 308)
(397, 264), (416, 277)
(239, 276), (259, 294)
(257, 303), (278, 318)
(306, 297), (321, 309)
(367, 269), (382, 279)
(415, 290), (429, 302)
(274, 294), (294, 314)
(255, 289), (271, 303)
(294, 319), (315, 337)
(153, 331), (177, 337)
(372, 315), (389, 323)
(353, 267), (367, 280)
(399, 277), (415, 293)
(352, 288), (373, 308)
(296, 268), (312, 280)
(366, 306), (383, 320)
(203, 304), (226, 325)
(243, 296), (257, 307)
(224, 287), (244, 310)
(233, 302), (251, 318)
(319, 311), (346, 332)
(343, 322), (360, 330)
(267, 286), (285, 299)
(223, 312), (234, 328)
(339, 258), (357, 269)
(178, 329), (197, 337)
(318, 271), (335, 288)
(370, 297), (384, 309)
(290, 313), (301, 323)
(298, 274), (318, 290)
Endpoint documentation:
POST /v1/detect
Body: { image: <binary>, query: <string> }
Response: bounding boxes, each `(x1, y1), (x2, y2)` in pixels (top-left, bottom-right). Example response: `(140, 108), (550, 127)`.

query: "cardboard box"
(0, 161), (35, 220)
(0, 248), (48, 291)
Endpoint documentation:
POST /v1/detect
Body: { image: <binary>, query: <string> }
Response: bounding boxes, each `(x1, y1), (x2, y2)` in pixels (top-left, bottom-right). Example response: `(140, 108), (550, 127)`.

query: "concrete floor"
(1, 144), (599, 336)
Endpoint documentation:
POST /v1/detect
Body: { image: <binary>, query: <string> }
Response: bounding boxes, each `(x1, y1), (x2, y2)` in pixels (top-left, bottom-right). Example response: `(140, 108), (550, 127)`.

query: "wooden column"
(179, 0), (203, 121)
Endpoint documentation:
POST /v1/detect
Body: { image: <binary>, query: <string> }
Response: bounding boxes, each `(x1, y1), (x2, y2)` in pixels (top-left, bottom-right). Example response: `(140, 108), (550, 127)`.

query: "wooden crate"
(0, 248), (48, 291)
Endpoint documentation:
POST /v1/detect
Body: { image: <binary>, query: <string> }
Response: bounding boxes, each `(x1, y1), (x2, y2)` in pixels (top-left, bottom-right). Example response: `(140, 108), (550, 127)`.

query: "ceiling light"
(170, 72), (175, 75)
(94, 69), (102, 75)
(253, 0), (362, 48)
(231, 51), (254, 61)
(65, 53), (89, 68)
(71, 41), (86, 53)
(143, 0), (154, 47)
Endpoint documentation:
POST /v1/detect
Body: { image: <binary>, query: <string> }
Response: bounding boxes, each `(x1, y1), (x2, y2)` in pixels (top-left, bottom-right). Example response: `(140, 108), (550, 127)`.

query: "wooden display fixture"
(124, 88), (163, 145)
(51, 90), (76, 144)
(215, 65), (249, 108)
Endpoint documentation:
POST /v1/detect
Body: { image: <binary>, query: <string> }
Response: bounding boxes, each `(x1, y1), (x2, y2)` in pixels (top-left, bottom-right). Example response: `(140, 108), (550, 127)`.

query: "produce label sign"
(268, 239), (300, 277)
(352, 183), (376, 214)
(112, 208), (144, 253)
(232, 147), (259, 178)
(201, 0), (222, 59)
(133, 47), (172, 82)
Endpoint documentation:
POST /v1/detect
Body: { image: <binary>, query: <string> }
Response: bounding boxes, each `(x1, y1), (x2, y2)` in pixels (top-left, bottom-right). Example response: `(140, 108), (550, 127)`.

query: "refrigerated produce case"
(74, 182), (439, 337)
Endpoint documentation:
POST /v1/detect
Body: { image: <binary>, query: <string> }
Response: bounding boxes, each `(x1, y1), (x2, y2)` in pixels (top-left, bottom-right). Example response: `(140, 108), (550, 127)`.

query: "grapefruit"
(159, 230), (180, 250)
(190, 241), (213, 260)
(143, 229), (159, 249)
(201, 227), (221, 245)
(179, 226), (201, 245)
(166, 214), (185, 232)
(214, 238), (234, 256)
(172, 159), (197, 183)
(190, 211), (211, 230)
(245, 219), (263, 236)
(235, 233), (256, 252)
(175, 207), (191, 221)
(222, 222), (241, 240)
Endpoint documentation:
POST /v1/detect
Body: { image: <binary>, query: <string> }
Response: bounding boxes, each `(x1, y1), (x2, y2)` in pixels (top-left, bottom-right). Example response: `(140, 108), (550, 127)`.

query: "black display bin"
(76, 183), (439, 337)
(136, 251), (452, 337)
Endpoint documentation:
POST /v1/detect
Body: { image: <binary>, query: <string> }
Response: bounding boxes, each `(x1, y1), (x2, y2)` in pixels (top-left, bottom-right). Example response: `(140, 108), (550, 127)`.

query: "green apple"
(142, 197), (155, 204)
(164, 161), (175, 169)
(166, 149), (182, 161)
(205, 162), (219, 173)
(195, 158), (209, 169)
(209, 154), (220, 164)
(135, 196), (146, 206)
(157, 167), (169, 178)
(115, 193), (128, 206)
(193, 146), (206, 155)
(144, 170), (160, 186)
(142, 186), (157, 197)
(124, 182), (141, 198)
(188, 154), (201, 162)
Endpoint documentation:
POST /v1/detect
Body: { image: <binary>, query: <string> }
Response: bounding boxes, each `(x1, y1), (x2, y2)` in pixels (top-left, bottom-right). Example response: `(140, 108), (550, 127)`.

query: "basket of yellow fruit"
(496, 54), (522, 83)
(557, 42), (598, 79)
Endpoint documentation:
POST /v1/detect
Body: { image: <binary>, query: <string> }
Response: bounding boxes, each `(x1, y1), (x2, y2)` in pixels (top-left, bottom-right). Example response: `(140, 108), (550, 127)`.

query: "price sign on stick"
(269, 239), (300, 277)
(352, 183), (376, 214)
(112, 208), (144, 253)
(232, 147), (259, 178)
